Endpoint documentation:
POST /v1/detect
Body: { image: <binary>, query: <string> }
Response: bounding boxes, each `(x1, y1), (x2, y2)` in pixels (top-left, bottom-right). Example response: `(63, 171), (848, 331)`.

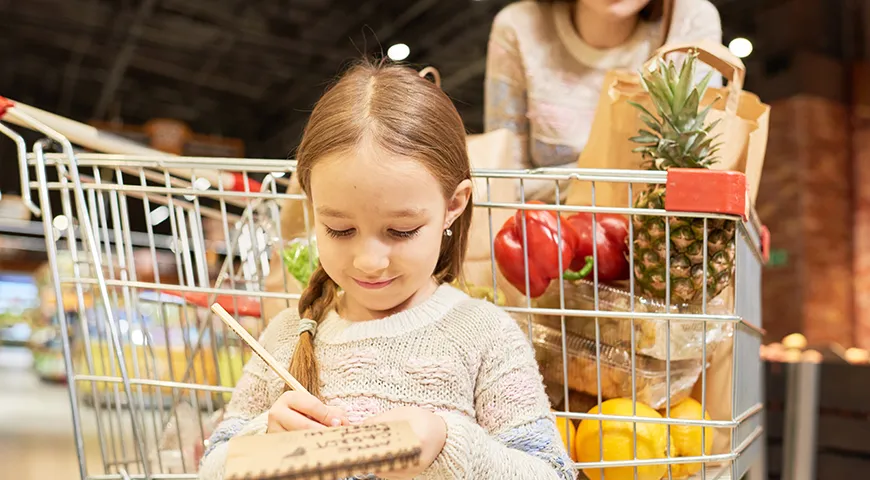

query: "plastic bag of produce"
(516, 316), (703, 410)
(532, 278), (733, 361)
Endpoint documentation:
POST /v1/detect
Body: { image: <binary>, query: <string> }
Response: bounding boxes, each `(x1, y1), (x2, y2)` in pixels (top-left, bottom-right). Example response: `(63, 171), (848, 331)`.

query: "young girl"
(198, 62), (576, 480)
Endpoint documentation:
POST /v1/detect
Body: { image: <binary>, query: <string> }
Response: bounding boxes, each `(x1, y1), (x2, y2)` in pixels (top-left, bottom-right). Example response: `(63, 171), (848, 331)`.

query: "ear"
(444, 179), (472, 229)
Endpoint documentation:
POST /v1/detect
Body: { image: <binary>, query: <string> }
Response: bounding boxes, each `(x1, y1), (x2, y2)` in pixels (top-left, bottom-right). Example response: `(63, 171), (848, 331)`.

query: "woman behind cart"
(484, 0), (723, 202)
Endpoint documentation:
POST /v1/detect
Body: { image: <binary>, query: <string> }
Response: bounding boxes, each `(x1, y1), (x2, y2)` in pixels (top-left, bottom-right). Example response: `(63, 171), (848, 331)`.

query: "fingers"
(281, 391), (347, 427)
(268, 406), (328, 433)
(267, 391), (348, 434)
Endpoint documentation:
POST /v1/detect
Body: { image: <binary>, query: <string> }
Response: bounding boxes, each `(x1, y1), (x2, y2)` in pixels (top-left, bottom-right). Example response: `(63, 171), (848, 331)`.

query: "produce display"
(80, 340), (220, 405)
(67, 292), (250, 408)
(532, 278), (732, 361)
(628, 52), (735, 304)
(760, 332), (870, 365)
(517, 317), (702, 409)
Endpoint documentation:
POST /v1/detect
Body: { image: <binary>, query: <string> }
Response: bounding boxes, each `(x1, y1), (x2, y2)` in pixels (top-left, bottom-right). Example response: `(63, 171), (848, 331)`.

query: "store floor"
(0, 347), (102, 480)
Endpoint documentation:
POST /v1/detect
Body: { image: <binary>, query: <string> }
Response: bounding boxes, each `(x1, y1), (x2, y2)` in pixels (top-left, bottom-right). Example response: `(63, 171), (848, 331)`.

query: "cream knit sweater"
(198, 284), (576, 480)
(485, 0), (723, 201)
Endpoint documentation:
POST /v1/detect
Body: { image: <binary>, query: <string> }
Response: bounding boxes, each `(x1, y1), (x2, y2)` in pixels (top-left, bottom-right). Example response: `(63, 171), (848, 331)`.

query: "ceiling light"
(387, 43), (410, 62)
(728, 37), (753, 59)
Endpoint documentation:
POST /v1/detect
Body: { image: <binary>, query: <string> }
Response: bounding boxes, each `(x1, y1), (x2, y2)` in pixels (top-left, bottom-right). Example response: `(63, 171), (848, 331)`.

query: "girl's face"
(579, 0), (651, 19)
(308, 146), (471, 320)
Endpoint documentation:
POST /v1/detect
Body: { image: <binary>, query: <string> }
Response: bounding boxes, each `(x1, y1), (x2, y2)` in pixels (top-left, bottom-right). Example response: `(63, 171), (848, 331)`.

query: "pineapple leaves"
(682, 89), (701, 124)
(628, 100), (659, 121)
(630, 51), (726, 170)
(696, 70), (714, 98)
(672, 54), (696, 115)
(641, 115), (663, 135)
(629, 130), (661, 144)
(641, 70), (675, 118)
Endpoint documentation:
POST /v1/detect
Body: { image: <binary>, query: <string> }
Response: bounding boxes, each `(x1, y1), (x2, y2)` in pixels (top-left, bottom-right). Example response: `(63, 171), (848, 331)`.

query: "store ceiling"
(0, 0), (861, 158)
(1, 0), (517, 157)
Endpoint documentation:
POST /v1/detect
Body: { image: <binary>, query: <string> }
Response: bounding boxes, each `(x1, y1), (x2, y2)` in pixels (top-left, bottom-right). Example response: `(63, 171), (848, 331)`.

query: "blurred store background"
(1, 0), (870, 479)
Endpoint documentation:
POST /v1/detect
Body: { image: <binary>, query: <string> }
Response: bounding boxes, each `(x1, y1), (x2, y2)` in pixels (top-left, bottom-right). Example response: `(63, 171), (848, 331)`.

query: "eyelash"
(324, 227), (354, 238)
(391, 227), (421, 239)
(323, 226), (422, 239)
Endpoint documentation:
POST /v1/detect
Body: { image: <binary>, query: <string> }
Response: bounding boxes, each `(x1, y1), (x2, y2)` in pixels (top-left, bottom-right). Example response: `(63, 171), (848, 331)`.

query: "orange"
(554, 413), (577, 460)
(661, 398), (714, 479)
(575, 398), (669, 480)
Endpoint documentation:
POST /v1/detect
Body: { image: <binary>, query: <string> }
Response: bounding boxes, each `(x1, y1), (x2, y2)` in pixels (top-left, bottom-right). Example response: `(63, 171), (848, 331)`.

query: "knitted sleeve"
(484, 7), (530, 171)
(424, 309), (577, 480)
(197, 310), (297, 480)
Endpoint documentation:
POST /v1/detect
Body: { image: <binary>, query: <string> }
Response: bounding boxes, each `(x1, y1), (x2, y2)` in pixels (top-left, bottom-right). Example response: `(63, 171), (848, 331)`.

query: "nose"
(352, 238), (390, 274)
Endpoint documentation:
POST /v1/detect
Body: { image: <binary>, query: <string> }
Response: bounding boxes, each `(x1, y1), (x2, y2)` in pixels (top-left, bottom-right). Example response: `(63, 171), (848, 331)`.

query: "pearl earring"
(444, 228), (453, 237)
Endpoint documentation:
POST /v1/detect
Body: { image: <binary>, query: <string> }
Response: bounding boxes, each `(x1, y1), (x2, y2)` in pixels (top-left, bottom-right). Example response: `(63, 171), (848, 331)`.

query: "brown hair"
(287, 60), (473, 396)
(538, 0), (667, 22)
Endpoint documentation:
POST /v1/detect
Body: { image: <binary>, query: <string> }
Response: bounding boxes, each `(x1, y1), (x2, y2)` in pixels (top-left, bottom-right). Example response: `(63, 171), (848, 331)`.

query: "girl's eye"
(324, 226), (354, 238)
(389, 227), (422, 239)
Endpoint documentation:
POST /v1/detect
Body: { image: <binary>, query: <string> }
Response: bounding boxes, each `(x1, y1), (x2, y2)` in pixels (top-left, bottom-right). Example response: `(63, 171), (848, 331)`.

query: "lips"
(353, 277), (396, 290)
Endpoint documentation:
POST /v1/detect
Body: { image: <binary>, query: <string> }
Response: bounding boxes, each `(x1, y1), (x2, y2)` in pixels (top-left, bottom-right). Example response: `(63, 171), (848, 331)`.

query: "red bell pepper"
(493, 202), (580, 298)
(563, 212), (630, 283)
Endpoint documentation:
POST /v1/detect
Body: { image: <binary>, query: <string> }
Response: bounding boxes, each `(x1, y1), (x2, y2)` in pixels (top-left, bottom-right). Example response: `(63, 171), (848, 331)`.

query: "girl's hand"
(266, 391), (348, 433)
(363, 406), (447, 480)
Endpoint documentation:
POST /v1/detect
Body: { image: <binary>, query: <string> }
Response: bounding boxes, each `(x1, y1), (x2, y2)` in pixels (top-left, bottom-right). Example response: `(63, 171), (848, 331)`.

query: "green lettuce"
(281, 238), (319, 286)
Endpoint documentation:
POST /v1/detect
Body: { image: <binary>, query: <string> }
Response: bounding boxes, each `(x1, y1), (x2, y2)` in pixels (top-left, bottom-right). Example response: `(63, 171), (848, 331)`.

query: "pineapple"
(628, 51), (735, 304)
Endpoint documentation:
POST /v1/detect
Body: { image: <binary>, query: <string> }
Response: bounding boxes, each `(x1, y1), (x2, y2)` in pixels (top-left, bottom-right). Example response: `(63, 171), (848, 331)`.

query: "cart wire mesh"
(5, 110), (765, 480)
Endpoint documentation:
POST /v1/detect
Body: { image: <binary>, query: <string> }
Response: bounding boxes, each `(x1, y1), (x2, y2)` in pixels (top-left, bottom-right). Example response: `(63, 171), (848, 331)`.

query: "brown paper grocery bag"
(691, 333), (734, 456)
(465, 129), (515, 262)
(565, 40), (770, 209)
(278, 173), (314, 243)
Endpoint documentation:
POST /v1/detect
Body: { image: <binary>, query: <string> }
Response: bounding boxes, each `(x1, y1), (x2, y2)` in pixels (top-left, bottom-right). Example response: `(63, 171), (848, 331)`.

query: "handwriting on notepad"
(306, 423), (395, 453)
(281, 446), (307, 460)
(224, 421), (422, 480)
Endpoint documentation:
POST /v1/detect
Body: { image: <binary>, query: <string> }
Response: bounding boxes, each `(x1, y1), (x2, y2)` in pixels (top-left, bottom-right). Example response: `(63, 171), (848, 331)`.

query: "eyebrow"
(316, 207), (427, 219)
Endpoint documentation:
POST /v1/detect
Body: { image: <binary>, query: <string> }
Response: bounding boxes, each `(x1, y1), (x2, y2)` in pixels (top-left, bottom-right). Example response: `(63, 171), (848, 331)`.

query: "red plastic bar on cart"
(664, 168), (748, 219)
(230, 171), (263, 193)
(161, 289), (262, 318)
(0, 96), (13, 118)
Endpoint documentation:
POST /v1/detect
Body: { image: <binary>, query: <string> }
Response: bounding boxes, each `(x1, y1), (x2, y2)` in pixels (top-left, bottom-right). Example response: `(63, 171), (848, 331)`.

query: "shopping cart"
(3, 97), (766, 480)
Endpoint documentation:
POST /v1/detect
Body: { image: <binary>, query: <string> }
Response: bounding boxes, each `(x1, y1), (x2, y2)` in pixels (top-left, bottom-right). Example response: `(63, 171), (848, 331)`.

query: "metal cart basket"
(3, 98), (766, 480)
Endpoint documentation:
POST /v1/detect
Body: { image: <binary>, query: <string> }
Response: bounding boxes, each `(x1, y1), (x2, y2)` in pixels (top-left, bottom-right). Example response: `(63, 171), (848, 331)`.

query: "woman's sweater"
(484, 0), (723, 201)
(198, 284), (576, 480)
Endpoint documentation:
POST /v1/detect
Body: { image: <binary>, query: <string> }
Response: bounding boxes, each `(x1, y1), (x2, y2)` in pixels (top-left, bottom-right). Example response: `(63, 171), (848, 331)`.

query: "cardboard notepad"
(223, 421), (422, 480)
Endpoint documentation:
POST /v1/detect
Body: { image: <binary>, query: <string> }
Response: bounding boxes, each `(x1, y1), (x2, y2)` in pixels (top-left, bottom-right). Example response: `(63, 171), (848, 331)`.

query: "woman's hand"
(266, 390), (348, 433)
(363, 406), (448, 480)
